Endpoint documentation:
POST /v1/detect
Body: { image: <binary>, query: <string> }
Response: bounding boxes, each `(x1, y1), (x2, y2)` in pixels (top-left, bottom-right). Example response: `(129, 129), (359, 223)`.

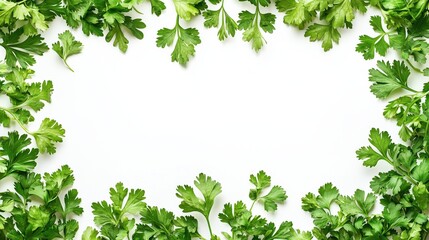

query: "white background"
(20, 2), (402, 237)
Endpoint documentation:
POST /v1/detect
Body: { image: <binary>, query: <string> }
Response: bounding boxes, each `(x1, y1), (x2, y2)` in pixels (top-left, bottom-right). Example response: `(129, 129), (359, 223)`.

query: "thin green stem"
(406, 59), (423, 74)
(377, 3), (390, 22)
(402, 85), (419, 93)
(423, 231), (428, 240)
(175, 14), (181, 39)
(255, 3), (260, 24)
(64, 60), (75, 72)
(249, 199), (257, 212)
(384, 157), (418, 185)
(425, 120), (429, 136)
(220, 3), (225, 25)
(205, 215), (214, 238)
(132, 6), (143, 14)
(0, 106), (32, 135)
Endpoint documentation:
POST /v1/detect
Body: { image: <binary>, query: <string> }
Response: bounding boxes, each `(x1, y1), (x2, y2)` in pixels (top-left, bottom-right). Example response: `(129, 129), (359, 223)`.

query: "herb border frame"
(1, 0), (429, 239)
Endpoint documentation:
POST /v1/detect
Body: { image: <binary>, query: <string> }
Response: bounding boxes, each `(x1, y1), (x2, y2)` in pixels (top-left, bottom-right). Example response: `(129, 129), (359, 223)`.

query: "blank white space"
(25, 4), (398, 237)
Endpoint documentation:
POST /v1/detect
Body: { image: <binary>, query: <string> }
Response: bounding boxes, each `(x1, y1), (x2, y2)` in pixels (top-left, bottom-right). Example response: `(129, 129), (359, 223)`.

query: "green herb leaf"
(52, 30), (83, 72)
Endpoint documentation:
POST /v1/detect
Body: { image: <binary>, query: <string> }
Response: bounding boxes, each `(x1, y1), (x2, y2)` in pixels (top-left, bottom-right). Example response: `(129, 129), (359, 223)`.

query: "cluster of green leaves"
(0, 66), (65, 154)
(83, 171), (311, 240)
(275, 0), (367, 51)
(2, 165), (83, 239)
(0, 0), (401, 66)
(0, 132), (82, 239)
(0, 0), (163, 62)
(355, 0), (429, 79)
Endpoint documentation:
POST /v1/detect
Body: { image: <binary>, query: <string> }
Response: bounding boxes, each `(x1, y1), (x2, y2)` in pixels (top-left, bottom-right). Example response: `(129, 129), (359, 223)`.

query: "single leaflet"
(0, 0), (429, 239)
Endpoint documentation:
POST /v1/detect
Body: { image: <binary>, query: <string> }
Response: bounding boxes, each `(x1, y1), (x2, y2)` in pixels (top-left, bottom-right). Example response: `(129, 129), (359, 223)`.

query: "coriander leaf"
(31, 118), (65, 154)
(239, 11), (264, 51)
(203, 9), (221, 28)
(174, 216), (199, 234)
(0, 131), (38, 179)
(249, 171), (287, 212)
(23, 8), (49, 35)
(310, 208), (332, 228)
(411, 159), (429, 183)
(140, 206), (175, 238)
(173, 0), (203, 21)
(325, 0), (366, 28)
(0, 1), (16, 25)
(370, 170), (409, 195)
(1, 28), (49, 68)
(368, 60), (412, 99)
(267, 221), (294, 239)
(301, 193), (318, 211)
(356, 34), (389, 60)
(105, 22), (129, 53)
(37, 0), (65, 21)
(149, 0), (166, 16)
(122, 188), (146, 215)
(221, 12), (238, 40)
(28, 206), (50, 231)
(176, 173), (221, 218)
(203, 4), (238, 41)
(109, 182), (146, 215)
(63, 189), (84, 217)
(138, 207), (201, 239)
(260, 13), (276, 33)
(249, 170), (271, 200)
(44, 165), (75, 194)
(316, 183), (339, 209)
(0, 2), (48, 35)
(369, 15), (385, 33)
(382, 203), (410, 228)
(305, 0), (331, 11)
(63, 219), (79, 239)
(356, 128), (393, 167)
(383, 95), (422, 141)
(110, 182), (127, 209)
(338, 189), (376, 216)
(82, 227), (101, 240)
(156, 27), (176, 48)
(13, 5), (30, 21)
(21, 80), (54, 112)
(80, 11), (104, 37)
(93, 183), (145, 227)
(259, 186), (287, 212)
(412, 183), (429, 210)
(156, 18), (201, 65)
(237, 0), (276, 51)
(276, 0), (314, 27)
(290, 230), (313, 239)
(304, 24), (340, 51)
(4, 67), (33, 90)
(172, 26), (200, 64)
(390, 30), (429, 64)
(52, 30), (83, 72)
(123, 16), (145, 40)
(91, 183), (146, 239)
(92, 200), (115, 226)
